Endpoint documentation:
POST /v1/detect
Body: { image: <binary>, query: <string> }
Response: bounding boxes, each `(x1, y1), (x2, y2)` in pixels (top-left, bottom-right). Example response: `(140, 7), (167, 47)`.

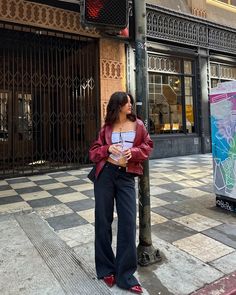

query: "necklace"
(118, 118), (127, 132)
(118, 120), (127, 146)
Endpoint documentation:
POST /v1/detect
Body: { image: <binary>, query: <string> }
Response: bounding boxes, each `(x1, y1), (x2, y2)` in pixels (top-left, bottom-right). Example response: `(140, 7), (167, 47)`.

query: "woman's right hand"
(108, 144), (122, 156)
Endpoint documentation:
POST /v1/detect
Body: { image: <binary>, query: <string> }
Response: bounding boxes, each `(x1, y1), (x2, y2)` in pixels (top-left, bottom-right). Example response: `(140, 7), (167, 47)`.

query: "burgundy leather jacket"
(89, 118), (153, 178)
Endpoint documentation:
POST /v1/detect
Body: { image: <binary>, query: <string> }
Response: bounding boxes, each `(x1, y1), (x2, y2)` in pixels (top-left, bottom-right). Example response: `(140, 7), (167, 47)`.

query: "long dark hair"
(105, 91), (136, 125)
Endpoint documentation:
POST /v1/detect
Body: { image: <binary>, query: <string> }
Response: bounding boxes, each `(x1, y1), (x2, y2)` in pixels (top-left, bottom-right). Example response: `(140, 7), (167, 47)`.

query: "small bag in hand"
(87, 166), (96, 183)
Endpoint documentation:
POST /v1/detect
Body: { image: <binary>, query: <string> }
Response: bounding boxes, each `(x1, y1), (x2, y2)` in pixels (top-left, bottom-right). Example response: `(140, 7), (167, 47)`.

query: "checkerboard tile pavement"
(1, 153), (236, 266)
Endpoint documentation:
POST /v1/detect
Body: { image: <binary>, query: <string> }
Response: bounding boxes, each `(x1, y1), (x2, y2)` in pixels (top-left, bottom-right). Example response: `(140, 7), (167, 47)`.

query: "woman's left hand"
(123, 149), (132, 160)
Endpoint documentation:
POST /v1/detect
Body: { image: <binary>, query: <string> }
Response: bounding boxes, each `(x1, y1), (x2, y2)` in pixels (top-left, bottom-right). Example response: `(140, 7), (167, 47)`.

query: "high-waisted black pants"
(94, 162), (139, 289)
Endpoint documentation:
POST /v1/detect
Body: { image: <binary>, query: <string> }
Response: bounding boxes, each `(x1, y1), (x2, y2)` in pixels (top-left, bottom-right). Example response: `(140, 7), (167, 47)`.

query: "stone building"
(0, 0), (127, 177)
(127, 0), (236, 158)
(0, 0), (236, 177)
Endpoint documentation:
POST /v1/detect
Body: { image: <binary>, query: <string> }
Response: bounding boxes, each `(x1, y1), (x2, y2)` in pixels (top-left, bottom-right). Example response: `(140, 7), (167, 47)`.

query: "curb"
(192, 271), (236, 295)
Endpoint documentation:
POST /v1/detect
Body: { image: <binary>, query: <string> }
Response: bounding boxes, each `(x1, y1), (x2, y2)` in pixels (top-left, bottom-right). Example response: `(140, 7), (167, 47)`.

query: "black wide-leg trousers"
(94, 162), (139, 289)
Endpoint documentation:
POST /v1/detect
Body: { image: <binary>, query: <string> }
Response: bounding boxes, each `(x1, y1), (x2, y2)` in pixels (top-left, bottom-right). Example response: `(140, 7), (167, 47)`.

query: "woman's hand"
(123, 149), (132, 160)
(108, 144), (122, 156)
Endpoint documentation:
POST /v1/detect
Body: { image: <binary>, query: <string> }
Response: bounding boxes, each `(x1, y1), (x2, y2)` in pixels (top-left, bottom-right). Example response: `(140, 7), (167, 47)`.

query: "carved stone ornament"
(101, 59), (123, 80)
(189, 0), (207, 18)
(0, 0), (99, 37)
(147, 4), (236, 55)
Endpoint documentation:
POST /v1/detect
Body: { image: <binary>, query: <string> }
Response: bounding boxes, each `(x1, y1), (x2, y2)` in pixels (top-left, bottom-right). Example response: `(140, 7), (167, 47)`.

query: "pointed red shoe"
(129, 285), (143, 294)
(103, 274), (116, 288)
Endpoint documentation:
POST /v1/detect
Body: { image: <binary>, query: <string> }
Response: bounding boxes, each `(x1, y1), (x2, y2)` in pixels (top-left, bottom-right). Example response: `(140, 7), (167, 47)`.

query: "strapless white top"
(109, 131), (136, 162)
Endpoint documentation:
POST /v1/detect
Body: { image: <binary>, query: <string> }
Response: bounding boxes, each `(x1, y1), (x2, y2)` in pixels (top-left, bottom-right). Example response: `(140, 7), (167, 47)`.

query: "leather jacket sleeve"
(129, 122), (153, 162)
(89, 126), (110, 163)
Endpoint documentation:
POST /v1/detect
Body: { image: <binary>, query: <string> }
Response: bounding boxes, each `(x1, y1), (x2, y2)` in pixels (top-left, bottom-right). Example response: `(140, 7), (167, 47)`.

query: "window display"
(148, 55), (195, 134)
(210, 62), (236, 89)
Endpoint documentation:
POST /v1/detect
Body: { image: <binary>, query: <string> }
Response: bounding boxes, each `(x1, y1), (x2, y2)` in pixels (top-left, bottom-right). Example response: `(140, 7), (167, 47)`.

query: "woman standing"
(89, 92), (153, 294)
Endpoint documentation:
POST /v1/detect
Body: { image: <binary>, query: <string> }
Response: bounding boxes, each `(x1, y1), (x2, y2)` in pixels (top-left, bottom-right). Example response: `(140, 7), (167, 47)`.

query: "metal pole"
(134, 0), (162, 266)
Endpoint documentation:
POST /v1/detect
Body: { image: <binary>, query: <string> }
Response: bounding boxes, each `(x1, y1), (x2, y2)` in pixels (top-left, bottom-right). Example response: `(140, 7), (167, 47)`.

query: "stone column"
(99, 38), (126, 124)
(198, 47), (211, 153)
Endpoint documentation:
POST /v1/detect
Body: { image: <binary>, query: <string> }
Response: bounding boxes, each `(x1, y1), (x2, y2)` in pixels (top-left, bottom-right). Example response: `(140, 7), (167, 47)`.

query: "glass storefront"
(210, 62), (236, 88)
(148, 54), (195, 135)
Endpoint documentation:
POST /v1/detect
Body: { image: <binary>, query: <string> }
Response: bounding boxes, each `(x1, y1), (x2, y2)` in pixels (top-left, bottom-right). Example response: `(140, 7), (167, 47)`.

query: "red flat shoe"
(103, 274), (116, 287)
(129, 285), (143, 294)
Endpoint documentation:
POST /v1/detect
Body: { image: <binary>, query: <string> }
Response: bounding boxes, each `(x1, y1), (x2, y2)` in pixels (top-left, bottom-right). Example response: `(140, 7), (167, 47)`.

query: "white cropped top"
(109, 130), (136, 162)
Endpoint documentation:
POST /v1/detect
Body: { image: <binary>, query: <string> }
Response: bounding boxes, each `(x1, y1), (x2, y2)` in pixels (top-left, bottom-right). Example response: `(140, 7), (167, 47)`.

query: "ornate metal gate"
(0, 28), (98, 178)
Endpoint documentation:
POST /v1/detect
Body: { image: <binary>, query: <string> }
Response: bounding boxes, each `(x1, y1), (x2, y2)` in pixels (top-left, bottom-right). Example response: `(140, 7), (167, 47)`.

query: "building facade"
(1, 0), (236, 178)
(128, 0), (236, 158)
(0, 0), (127, 178)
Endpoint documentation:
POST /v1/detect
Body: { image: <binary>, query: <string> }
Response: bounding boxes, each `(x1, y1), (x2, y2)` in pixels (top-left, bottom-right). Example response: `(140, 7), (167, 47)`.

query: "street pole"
(134, 0), (162, 266)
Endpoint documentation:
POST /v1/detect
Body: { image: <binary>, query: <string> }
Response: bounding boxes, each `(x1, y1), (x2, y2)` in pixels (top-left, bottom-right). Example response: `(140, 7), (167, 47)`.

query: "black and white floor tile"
(1, 154), (236, 264)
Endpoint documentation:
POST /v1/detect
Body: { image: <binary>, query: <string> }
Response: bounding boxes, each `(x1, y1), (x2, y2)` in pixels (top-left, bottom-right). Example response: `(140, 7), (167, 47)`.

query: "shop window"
(184, 77), (194, 134)
(148, 56), (195, 135)
(184, 60), (192, 75)
(217, 0), (236, 6)
(210, 62), (236, 88)
(211, 79), (219, 88)
(210, 63), (219, 78)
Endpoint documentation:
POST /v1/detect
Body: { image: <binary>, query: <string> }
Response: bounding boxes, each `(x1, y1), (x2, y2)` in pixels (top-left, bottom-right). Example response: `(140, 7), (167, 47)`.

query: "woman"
(89, 91), (153, 294)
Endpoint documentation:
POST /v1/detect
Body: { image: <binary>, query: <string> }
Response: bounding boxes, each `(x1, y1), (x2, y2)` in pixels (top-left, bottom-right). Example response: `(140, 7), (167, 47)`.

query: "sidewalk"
(0, 154), (236, 295)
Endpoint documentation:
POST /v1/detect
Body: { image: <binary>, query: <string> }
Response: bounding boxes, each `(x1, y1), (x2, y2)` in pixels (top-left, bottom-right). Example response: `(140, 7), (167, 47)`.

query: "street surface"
(0, 154), (236, 295)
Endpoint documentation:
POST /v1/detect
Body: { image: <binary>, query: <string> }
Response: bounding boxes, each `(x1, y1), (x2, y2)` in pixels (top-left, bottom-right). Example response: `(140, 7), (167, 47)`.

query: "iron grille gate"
(0, 28), (98, 178)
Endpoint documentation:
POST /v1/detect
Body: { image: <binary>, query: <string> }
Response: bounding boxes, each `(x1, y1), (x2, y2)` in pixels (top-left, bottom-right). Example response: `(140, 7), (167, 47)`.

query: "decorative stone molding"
(101, 59), (123, 80)
(208, 27), (236, 51)
(148, 54), (181, 73)
(192, 8), (207, 18)
(210, 63), (236, 79)
(188, 0), (207, 18)
(147, 8), (208, 46)
(0, 0), (99, 37)
(99, 39), (126, 122)
(147, 4), (236, 55)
